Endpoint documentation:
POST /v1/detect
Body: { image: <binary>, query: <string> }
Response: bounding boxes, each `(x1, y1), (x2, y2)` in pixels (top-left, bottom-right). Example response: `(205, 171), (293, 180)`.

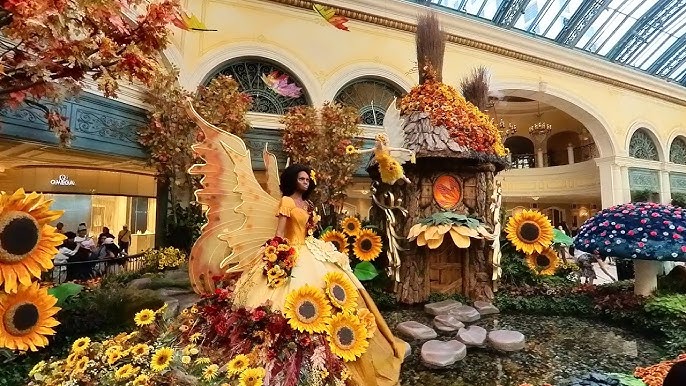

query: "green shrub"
(645, 294), (686, 319)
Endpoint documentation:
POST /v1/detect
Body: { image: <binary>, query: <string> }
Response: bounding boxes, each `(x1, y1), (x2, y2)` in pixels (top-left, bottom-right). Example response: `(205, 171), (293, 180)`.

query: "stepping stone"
(449, 305), (481, 322)
(157, 288), (193, 297)
(424, 299), (462, 316)
(396, 321), (437, 341)
(488, 330), (526, 352)
(474, 301), (500, 315)
(127, 278), (152, 290)
(457, 325), (487, 347)
(421, 340), (466, 367)
(433, 315), (465, 332)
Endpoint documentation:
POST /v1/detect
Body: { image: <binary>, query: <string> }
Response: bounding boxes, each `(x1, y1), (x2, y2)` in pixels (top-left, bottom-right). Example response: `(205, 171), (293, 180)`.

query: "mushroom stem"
(634, 260), (661, 296)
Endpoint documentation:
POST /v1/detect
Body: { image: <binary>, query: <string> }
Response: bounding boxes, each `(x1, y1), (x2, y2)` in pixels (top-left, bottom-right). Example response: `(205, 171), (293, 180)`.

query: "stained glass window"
(670, 137), (686, 164)
(629, 129), (660, 161)
(334, 78), (405, 126)
(206, 58), (309, 115)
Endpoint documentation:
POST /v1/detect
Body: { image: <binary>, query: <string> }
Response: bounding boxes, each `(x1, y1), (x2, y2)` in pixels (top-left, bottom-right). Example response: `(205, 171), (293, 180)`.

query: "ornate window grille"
(629, 129), (659, 161)
(205, 59), (309, 115)
(334, 78), (404, 126)
(670, 137), (686, 165)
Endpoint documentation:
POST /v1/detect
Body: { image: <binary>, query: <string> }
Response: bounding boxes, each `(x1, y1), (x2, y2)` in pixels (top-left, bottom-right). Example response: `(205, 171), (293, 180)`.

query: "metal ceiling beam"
(492, 0), (531, 28)
(555, 0), (611, 46)
(606, 0), (686, 63)
(647, 35), (686, 77)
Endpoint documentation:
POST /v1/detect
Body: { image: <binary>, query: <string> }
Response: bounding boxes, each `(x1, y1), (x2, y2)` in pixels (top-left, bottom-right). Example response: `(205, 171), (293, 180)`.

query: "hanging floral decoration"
(261, 236), (298, 288)
(408, 212), (494, 249)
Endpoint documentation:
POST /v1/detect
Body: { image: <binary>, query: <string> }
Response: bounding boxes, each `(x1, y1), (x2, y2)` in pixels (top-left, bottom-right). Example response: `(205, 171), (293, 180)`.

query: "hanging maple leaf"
(313, 4), (350, 31)
(172, 10), (217, 31)
(261, 71), (302, 98)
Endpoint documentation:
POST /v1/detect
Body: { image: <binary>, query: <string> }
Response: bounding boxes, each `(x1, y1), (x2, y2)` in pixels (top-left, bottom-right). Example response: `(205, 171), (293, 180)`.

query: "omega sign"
(50, 175), (76, 186)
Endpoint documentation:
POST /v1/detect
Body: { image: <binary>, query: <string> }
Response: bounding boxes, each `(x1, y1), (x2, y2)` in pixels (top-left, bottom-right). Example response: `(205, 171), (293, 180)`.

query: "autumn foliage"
(281, 102), (362, 207)
(0, 0), (182, 143)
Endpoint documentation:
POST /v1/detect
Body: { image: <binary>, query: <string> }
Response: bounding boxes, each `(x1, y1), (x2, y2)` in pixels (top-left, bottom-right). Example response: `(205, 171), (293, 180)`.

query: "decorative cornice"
(261, 0), (686, 107)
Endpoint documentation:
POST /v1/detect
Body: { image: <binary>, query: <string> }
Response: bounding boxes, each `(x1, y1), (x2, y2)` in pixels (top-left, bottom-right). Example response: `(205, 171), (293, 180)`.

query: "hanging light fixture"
(492, 103), (517, 139)
(528, 101), (552, 145)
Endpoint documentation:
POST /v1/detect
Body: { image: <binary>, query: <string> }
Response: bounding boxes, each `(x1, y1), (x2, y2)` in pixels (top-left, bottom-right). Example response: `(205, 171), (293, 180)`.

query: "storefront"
(0, 166), (157, 254)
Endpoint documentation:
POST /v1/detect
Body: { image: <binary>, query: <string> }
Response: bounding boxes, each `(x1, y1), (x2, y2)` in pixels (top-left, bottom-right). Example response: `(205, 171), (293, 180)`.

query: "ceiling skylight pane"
(633, 34), (675, 69)
(480, 0), (505, 19)
(575, 7), (613, 48)
(464, 0), (499, 19)
(595, 0), (653, 55)
(543, 0), (584, 39)
(670, 61), (686, 80)
(530, 0), (563, 35)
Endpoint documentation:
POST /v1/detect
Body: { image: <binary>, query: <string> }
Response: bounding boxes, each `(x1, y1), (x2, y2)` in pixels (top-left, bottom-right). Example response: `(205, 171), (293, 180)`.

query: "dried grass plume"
(460, 66), (491, 111)
(416, 13), (446, 83)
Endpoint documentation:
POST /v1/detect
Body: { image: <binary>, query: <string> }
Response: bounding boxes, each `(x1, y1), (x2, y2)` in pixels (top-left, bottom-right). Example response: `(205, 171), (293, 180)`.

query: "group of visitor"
(51, 223), (132, 283)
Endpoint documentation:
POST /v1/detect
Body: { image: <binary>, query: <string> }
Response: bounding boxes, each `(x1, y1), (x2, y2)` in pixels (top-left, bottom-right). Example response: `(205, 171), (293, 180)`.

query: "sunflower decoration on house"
(504, 209), (562, 277)
(0, 189), (67, 353)
(407, 212), (494, 249)
(320, 216), (385, 281)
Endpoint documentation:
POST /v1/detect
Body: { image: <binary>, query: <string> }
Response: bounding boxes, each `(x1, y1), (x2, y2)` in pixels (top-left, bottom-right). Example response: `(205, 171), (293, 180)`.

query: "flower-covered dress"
(232, 196), (404, 386)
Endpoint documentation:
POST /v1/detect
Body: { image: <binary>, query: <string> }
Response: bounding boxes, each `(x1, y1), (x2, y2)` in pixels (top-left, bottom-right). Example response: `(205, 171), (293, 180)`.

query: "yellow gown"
(233, 196), (405, 386)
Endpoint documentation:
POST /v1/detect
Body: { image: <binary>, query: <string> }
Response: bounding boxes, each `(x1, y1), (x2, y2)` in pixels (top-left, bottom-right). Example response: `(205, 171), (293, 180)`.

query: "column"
(155, 179), (169, 248)
(536, 148), (544, 168)
(596, 158), (625, 207)
(621, 166), (630, 203)
(567, 143), (575, 164)
(660, 170), (672, 205)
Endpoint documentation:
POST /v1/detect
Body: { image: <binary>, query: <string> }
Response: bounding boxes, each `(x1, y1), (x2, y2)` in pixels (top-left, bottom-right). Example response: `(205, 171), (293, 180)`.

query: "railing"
(43, 252), (146, 285)
(511, 143), (599, 169)
(510, 154), (536, 169)
(574, 143), (599, 162)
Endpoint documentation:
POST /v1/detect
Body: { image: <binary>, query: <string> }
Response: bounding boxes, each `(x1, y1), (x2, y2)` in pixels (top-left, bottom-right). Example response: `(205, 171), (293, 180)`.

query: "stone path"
(397, 300), (527, 368)
(127, 269), (200, 317)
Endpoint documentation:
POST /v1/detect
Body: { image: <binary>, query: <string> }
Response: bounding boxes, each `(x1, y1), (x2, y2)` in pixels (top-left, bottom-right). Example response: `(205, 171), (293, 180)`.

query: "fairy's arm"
(351, 147), (375, 155)
(275, 216), (287, 238)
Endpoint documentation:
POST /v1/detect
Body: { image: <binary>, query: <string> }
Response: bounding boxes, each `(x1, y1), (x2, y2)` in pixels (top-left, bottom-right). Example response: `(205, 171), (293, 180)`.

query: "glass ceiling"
(410, 0), (686, 87)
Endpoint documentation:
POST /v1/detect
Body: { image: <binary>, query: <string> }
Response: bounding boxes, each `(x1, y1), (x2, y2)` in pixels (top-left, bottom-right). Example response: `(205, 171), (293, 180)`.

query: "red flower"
(251, 308), (267, 322)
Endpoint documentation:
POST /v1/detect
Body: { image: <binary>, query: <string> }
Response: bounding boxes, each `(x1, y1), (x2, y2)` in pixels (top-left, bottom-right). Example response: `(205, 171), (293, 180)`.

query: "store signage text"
(50, 175), (76, 186)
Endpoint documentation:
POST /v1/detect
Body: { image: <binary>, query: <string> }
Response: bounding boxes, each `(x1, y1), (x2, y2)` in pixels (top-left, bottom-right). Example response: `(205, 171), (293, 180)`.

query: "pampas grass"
(416, 13), (446, 83)
(460, 66), (491, 111)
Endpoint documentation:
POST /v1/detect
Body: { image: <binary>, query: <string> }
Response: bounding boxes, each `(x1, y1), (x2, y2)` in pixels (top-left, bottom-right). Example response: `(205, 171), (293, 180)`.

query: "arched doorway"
(504, 136), (535, 168)
(546, 130), (580, 166)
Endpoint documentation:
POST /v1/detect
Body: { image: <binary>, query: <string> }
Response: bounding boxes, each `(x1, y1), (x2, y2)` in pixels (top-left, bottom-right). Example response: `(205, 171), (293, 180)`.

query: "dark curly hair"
(664, 361), (686, 386)
(280, 164), (315, 199)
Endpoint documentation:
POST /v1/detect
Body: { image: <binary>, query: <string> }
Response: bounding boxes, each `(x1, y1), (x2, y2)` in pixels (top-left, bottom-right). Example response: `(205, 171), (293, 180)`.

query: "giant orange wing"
(185, 100), (279, 294)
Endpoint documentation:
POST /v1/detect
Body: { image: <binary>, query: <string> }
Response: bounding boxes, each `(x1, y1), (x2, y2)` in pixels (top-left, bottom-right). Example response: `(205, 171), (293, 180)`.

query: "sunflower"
(134, 309), (155, 326)
(107, 351), (122, 365)
(150, 347), (174, 372)
(189, 332), (202, 343)
(0, 189), (65, 293)
(283, 285), (332, 333)
(227, 354), (250, 376)
(73, 356), (89, 374)
(323, 272), (358, 311)
(115, 364), (139, 380)
(239, 367), (266, 386)
(131, 343), (150, 357)
(525, 248), (560, 276)
(132, 374), (150, 386)
(345, 145), (357, 154)
(195, 357), (211, 365)
(340, 217), (362, 237)
(505, 210), (554, 254)
(352, 229), (382, 261)
(321, 230), (348, 252)
(356, 308), (377, 338)
(202, 364), (220, 380)
(326, 312), (369, 362)
(71, 337), (90, 354)
(0, 282), (59, 351)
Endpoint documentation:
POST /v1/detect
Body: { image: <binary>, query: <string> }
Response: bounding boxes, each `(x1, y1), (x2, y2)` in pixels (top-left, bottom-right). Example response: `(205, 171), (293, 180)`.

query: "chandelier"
(491, 104), (517, 139)
(528, 101), (552, 144)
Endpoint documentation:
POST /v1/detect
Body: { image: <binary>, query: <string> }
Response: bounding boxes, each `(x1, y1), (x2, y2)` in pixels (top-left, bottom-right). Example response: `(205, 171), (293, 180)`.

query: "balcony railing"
(510, 143), (598, 169)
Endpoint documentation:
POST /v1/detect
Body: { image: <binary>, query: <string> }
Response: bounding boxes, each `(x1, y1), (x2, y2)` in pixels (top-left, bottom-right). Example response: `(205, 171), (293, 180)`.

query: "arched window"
(504, 136), (535, 168)
(629, 129), (659, 161)
(334, 78), (405, 126)
(670, 137), (686, 165)
(205, 58), (309, 115)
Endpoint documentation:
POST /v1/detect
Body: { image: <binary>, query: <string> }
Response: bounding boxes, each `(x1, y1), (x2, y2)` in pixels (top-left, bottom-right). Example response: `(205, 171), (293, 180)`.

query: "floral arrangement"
(281, 102), (363, 206)
(504, 210), (565, 277)
(407, 211), (494, 249)
(142, 247), (187, 270)
(0, 189), (65, 352)
(320, 217), (383, 281)
(399, 71), (506, 157)
(261, 237), (298, 288)
(575, 202), (686, 261)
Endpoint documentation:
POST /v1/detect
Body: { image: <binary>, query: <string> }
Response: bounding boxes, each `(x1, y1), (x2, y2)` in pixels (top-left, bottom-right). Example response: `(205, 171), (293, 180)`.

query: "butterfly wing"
(313, 4), (349, 31)
(186, 100), (279, 294)
(263, 143), (281, 200)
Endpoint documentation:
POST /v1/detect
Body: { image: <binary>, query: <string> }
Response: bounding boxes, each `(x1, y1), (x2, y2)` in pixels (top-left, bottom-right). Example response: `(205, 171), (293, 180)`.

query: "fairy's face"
(296, 171), (310, 192)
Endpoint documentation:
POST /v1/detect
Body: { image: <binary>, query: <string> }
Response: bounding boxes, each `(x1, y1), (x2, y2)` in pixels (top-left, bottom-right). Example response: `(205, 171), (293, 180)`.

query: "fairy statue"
(346, 98), (415, 185)
(185, 100), (404, 386)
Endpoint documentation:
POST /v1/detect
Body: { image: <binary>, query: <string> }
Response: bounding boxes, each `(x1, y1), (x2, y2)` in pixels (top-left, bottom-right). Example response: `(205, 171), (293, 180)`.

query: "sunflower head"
(239, 367), (266, 386)
(345, 145), (357, 154)
(203, 364), (220, 381)
(283, 284), (332, 333)
(134, 309), (156, 327)
(150, 347), (175, 372)
(0, 189), (65, 293)
(131, 343), (150, 357)
(340, 217), (362, 237)
(132, 374), (150, 386)
(227, 354), (250, 376)
(353, 229), (383, 261)
(0, 282), (59, 352)
(525, 248), (560, 276)
(326, 312), (369, 362)
(321, 230), (348, 253)
(71, 337), (90, 354)
(115, 364), (139, 380)
(323, 272), (358, 311)
(505, 210), (554, 255)
(73, 356), (89, 374)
